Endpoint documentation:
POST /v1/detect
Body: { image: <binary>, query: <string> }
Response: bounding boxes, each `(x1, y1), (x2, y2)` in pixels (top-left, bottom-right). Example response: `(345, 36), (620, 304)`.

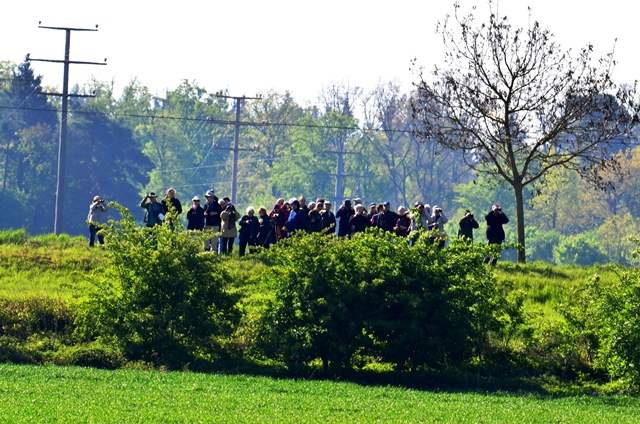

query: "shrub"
(553, 232), (608, 266)
(526, 227), (561, 264)
(52, 342), (125, 369)
(77, 203), (241, 368)
(0, 296), (75, 340)
(259, 229), (507, 371)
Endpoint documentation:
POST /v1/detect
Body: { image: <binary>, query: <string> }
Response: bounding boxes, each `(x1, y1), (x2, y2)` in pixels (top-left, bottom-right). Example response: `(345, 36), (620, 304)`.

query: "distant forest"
(1, 60), (639, 265)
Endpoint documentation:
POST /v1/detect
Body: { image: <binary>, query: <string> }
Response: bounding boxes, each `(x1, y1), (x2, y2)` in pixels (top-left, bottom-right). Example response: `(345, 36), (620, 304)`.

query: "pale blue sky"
(2, 0), (638, 104)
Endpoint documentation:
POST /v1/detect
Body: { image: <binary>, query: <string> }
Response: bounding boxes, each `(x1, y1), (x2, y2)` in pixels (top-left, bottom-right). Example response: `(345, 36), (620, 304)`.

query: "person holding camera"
(203, 190), (222, 252)
(393, 206), (412, 238)
(336, 199), (355, 237)
(238, 206), (260, 256)
(140, 192), (166, 227)
(87, 195), (108, 247)
(220, 202), (241, 255)
(349, 204), (371, 234)
(428, 205), (449, 248)
(458, 209), (479, 241)
(257, 206), (275, 248)
(485, 204), (510, 265)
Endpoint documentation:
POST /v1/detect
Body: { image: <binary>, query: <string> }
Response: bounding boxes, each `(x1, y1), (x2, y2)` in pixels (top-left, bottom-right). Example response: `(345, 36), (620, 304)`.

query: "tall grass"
(0, 230), (104, 301)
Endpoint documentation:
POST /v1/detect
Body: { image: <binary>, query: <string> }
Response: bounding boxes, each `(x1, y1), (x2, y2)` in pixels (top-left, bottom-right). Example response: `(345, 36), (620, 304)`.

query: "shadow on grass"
(176, 352), (617, 398)
(497, 261), (572, 280)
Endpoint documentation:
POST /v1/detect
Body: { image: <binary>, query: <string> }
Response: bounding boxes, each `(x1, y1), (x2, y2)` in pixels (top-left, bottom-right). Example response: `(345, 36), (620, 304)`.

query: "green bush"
(51, 342), (125, 369)
(0, 296), (75, 340)
(573, 267), (640, 391)
(259, 229), (508, 371)
(553, 232), (608, 266)
(77, 203), (241, 368)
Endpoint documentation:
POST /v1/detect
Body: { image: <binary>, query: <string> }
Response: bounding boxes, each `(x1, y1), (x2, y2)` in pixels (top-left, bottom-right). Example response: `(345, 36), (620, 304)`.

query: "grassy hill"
(0, 228), (635, 396)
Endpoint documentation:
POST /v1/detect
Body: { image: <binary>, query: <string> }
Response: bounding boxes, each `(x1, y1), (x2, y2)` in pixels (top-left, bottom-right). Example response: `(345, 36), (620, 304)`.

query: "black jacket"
(485, 211), (509, 243)
(239, 215), (260, 240)
(203, 198), (222, 227)
(458, 215), (479, 239)
(186, 205), (205, 230)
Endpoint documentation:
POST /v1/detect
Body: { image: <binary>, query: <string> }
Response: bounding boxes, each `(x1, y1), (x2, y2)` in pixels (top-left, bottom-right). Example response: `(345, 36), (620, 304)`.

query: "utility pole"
(213, 92), (262, 204)
(319, 150), (360, 206)
(27, 23), (106, 235)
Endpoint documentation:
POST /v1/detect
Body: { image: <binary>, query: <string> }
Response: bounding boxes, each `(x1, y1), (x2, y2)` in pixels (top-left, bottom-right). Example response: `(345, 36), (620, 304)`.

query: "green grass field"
(0, 364), (638, 423)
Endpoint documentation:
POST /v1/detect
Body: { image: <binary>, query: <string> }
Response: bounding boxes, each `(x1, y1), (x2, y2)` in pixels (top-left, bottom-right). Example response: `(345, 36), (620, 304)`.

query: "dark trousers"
(89, 223), (104, 247)
(239, 236), (257, 256)
(220, 237), (235, 255)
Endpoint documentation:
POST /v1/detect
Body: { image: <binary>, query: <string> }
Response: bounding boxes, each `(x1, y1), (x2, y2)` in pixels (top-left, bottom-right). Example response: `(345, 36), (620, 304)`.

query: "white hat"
(192, 196), (200, 201)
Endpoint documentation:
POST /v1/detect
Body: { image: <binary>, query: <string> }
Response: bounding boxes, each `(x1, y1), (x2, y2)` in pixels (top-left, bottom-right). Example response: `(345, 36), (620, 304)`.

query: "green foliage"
(526, 227), (562, 264)
(0, 228), (27, 244)
(259, 229), (507, 371)
(566, 249), (640, 390)
(553, 232), (609, 266)
(0, 296), (74, 340)
(77, 203), (240, 368)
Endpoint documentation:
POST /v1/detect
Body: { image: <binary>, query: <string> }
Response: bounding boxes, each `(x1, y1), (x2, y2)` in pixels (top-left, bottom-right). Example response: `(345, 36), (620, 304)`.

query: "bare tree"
(411, 4), (638, 262)
(363, 81), (412, 207)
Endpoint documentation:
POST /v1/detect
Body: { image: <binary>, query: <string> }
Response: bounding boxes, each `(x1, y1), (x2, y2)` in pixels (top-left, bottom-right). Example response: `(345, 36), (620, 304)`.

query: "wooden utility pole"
(27, 23), (106, 234)
(213, 92), (261, 204)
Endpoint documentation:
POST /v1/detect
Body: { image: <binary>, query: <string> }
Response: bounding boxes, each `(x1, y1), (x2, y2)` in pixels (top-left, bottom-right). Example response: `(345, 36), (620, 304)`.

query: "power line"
(0, 103), (416, 135)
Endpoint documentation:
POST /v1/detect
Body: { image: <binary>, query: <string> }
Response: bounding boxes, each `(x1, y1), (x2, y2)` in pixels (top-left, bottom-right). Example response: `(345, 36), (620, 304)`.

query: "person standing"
(377, 201), (399, 233)
(238, 206), (260, 256)
(286, 199), (304, 235)
(257, 206), (274, 248)
(349, 204), (371, 234)
(429, 205), (449, 249)
(87, 196), (108, 247)
(458, 209), (479, 241)
(320, 201), (336, 233)
(336, 199), (355, 237)
(186, 196), (205, 230)
(297, 196), (310, 233)
(163, 187), (183, 216)
(220, 202), (241, 255)
(485, 204), (510, 266)
(140, 192), (166, 227)
(308, 201), (324, 233)
(203, 190), (222, 252)
(393, 206), (412, 237)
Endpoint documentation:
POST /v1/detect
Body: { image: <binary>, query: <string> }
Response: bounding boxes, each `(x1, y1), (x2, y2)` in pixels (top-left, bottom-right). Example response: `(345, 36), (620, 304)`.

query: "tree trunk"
(514, 182), (526, 263)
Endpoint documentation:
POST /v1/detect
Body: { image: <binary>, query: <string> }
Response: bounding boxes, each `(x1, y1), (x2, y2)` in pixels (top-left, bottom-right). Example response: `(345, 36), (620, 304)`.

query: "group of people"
(88, 188), (510, 263)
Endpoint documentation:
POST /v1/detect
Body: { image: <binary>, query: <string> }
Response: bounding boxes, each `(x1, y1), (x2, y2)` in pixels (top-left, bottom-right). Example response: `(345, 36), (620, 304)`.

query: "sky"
(2, 1), (639, 105)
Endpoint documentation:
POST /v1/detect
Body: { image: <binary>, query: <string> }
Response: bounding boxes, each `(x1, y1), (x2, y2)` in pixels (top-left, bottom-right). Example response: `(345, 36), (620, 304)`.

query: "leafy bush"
(51, 342), (125, 369)
(553, 232), (608, 266)
(570, 264), (640, 391)
(77, 203), (241, 368)
(259, 229), (507, 371)
(0, 296), (75, 340)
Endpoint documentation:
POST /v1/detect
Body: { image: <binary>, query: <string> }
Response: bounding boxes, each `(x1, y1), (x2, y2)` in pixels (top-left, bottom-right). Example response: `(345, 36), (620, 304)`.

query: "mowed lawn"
(0, 365), (638, 423)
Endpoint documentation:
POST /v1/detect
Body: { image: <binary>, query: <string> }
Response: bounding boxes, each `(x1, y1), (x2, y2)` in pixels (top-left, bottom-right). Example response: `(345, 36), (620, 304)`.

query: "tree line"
(1, 5), (639, 264)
